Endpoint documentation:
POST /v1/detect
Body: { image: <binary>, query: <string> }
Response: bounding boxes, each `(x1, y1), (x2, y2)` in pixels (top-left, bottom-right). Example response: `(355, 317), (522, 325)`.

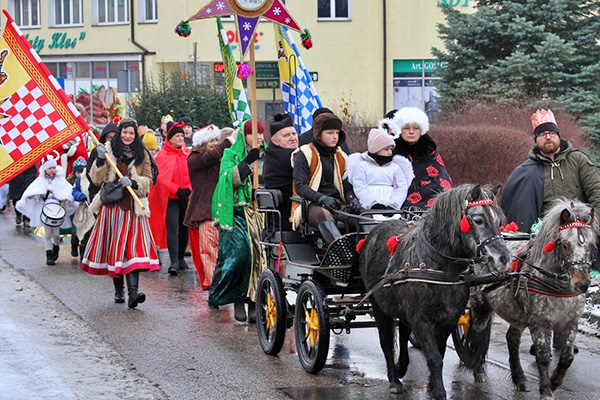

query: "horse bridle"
(550, 220), (594, 275)
(417, 198), (504, 270)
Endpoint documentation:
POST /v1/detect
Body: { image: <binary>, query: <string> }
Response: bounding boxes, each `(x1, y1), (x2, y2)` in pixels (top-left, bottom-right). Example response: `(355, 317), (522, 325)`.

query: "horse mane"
(396, 184), (499, 267)
(529, 197), (599, 261)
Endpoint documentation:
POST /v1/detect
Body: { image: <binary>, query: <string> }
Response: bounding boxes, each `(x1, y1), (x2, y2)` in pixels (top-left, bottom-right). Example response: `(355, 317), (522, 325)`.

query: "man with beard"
(502, 109), (600, 234)
(263, 113), (298, 230)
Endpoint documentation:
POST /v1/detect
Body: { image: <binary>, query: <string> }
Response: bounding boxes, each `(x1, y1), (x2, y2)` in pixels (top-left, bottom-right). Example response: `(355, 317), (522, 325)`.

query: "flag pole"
(87, 130), (145, 210)
(249, 41), (259, 190)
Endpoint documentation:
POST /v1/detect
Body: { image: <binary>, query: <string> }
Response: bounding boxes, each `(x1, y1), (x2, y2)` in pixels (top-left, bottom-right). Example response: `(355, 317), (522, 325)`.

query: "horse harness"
(486, 219), (593, 298)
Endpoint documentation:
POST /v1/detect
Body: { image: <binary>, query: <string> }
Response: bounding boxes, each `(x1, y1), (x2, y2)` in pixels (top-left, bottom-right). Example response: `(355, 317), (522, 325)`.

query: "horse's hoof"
(389, 382), (404, 394)
(474, 372), (487, 383)
(516, 382), (530, 392)
(541, 394), (554, 400)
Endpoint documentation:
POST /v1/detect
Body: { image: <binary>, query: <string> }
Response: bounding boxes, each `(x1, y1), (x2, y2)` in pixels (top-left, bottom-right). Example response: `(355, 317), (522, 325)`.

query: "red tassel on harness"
(544, 241), (556, 253)
(356, 239), (365, 254)
(460, 216), (470, 233)
(386, 235), (401, 256)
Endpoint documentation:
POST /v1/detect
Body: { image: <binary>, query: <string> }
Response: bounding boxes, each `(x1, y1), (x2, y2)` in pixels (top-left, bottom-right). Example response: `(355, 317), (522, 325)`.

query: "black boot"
(79, 245), (86, 262)
(178, 258), (189, 270)
(317, 220), (342, 246)
(113, 277), (125, 303)
(233, 301), (246, 322)
(52, 244), (60, 262)
(71, 236), (79, 257)
(247, 301), (256, 323)
(126, 271), (146, 309)
(168, 257), (179, 276)
(46, 250), (55, 265)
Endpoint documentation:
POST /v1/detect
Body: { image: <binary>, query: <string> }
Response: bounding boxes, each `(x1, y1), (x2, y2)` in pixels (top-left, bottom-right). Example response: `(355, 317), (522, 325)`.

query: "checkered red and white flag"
(0, 10), (88, 186)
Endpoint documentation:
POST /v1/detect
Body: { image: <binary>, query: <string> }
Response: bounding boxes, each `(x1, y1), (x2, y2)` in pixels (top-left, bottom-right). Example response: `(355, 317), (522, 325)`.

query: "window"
(10, 0), (40, 28)
(96, 0), (128, 25)
(138, 0), (157, 23)
(51, 0), (83, 26)
(318, 0), (350, 20)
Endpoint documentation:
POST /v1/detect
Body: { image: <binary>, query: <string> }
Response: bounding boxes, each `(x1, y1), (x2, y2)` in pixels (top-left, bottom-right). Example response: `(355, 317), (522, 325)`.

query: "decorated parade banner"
(217, 17), (252, 128)
(183, 0), (301, 58)
(274, 24), (322, 134)
(0, 10), (88, 186)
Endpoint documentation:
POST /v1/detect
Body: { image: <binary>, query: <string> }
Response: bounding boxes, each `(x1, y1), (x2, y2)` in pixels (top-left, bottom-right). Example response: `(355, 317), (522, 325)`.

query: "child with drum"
(16, 158), (78, 265)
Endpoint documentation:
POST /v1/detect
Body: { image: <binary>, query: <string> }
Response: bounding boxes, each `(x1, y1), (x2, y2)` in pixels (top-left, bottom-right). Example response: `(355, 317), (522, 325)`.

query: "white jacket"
(345, 152), (414, 209)
(16, 165), (78, 227)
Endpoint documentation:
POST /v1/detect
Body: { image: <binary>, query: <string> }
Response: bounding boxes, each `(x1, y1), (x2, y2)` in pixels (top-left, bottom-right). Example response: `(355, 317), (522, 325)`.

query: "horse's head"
(535, 199), (598, 294)
(458, 185), (512, 274)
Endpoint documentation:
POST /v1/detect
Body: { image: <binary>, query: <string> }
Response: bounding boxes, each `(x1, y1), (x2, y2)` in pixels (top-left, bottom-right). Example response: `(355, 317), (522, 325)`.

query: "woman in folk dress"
(81, 119), (159, 308)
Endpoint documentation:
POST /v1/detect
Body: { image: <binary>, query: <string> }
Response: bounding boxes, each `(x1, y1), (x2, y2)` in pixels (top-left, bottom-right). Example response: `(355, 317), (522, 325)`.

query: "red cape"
(148, 141), (190, 249)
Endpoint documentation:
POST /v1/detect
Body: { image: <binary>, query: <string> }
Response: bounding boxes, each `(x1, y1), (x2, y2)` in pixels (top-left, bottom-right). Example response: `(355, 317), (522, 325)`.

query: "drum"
(41, 199), (66, 227)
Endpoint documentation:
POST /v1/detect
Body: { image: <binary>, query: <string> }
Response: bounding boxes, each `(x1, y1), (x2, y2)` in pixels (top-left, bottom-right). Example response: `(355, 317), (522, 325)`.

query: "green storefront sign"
(24, 31), (85, 54)
(393, 59), (442, 74)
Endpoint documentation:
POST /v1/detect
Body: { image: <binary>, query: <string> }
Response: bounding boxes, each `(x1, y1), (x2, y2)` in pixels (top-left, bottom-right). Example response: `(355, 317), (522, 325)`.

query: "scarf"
(121, 144), (135, 164)
(368, 152), (394, 165)
(212, 130), (267, 230)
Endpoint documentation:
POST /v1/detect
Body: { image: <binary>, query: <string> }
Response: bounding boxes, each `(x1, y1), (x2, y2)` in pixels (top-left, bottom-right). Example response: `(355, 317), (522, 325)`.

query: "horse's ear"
(469, 184), (482, 201)
(560, 208), (571, 225)
(491, 184), (502, 197)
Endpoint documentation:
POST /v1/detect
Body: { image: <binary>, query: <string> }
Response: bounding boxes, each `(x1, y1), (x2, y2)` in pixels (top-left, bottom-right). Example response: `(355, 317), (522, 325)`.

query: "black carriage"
(253, 189), (420, 374)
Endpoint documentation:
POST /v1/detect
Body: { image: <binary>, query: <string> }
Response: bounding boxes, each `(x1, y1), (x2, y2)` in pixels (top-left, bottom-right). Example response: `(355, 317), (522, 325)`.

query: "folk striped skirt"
(188, 220), (219, 290)
(81, 205), (159, 278)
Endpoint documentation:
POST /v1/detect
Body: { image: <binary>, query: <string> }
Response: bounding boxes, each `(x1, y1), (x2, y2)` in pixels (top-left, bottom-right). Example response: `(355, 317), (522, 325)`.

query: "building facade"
(0, 0), (474, 126)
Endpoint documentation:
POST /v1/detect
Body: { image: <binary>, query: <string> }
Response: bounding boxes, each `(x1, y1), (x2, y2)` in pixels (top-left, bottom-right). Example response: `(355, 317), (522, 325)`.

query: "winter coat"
(148, 140), (191, 248)
(394, 135), (452, 209)
(184, 140), (231, 227)
(263, 140), (296, 227)
(345, 152), (414, 209)
(16, 165), (78, 228)
(88, 142), (153, 217)
(502, 139), (600, 233)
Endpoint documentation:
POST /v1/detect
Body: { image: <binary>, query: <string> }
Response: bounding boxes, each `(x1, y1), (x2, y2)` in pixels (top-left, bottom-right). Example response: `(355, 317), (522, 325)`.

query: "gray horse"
(359, 184), (512, 400)
(466, 198), (598, 400)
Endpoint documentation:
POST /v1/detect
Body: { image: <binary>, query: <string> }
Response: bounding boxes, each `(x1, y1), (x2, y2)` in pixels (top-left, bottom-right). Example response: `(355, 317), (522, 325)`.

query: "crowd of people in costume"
(2, 107), (457, 317)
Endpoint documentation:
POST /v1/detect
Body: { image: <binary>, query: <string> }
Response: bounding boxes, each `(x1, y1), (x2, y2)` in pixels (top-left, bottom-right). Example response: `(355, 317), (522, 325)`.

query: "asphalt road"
(2, 205), (600, 400)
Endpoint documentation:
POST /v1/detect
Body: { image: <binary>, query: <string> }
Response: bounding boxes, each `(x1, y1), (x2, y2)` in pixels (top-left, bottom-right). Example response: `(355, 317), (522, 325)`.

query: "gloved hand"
(244, 148), (260, 164)
(96, 144), (107, 159)
(177, 188), (192, 199)
(346, 197), (362, 215)
(118, 176), (132, 187)
(319, 195), (342, 211)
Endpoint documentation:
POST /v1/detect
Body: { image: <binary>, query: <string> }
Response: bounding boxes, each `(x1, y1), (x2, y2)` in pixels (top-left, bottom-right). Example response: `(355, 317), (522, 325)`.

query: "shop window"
(50, 0), (82, 26)
(317, 0), (350, 20)
(9, 0), (40, 28)
(75, 62), (90, 78)
(109, 61), (125, 79)
(393, 59), (443, 120)
(138, 0), (157, 23)
(94, 0), (128, 25)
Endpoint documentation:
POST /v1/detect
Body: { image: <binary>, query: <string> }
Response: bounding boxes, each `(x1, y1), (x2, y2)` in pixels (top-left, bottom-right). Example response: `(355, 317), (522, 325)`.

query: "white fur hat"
(41, 157), (57, 171)
(192, 124), (220, 147)
(392, 107), (430, 136)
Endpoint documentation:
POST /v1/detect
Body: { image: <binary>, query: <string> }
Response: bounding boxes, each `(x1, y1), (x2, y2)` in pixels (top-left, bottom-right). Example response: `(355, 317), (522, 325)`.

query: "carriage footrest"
(318, 233), (358, 284)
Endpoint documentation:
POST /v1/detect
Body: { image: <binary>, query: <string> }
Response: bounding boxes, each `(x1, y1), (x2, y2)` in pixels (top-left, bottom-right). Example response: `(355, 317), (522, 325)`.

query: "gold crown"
(531, 109), (557, 130)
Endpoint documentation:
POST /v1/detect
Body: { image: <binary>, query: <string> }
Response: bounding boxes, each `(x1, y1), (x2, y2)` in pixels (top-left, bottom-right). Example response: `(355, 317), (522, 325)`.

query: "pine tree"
(433, 0), (600, 143)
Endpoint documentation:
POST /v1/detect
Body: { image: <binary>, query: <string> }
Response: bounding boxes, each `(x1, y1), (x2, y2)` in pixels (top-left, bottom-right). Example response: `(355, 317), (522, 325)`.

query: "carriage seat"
(255, 189), (304, 244)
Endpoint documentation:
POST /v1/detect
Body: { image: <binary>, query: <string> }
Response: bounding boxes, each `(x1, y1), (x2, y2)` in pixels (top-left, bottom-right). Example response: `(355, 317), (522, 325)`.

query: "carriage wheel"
(294, 280), (330, 374)
(452, 308), (491, 366)
(256, 269), (287, 356)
